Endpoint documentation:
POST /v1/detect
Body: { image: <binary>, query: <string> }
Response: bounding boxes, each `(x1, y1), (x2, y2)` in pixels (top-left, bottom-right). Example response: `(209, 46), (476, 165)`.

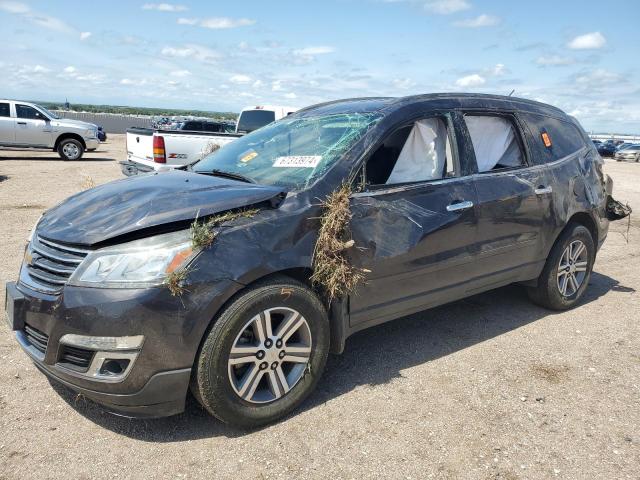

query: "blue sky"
(1, 0), (638, 132)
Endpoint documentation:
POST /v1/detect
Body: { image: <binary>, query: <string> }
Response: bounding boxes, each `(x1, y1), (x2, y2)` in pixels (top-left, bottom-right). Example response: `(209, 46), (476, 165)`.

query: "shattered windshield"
(193, 112), (381, 190)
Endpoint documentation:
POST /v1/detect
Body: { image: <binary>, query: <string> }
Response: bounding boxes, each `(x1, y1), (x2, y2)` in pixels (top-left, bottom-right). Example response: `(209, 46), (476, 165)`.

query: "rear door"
(348, 113), (479, 328)
(14, 104), (51, 146)
(0, 101), (15, 144)
(461, 112), (554, 284)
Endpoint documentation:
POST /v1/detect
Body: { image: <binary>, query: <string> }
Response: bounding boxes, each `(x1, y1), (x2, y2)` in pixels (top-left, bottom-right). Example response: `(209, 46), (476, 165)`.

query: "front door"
(14, 104), (51, 146)
(0, 102), (15, 144)
(347, 114), (479, 329)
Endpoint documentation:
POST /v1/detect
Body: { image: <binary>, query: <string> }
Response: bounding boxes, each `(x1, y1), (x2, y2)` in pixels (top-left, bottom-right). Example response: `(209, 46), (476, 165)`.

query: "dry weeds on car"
(190, 208), (259, 249)
(311, 183), (369, 301)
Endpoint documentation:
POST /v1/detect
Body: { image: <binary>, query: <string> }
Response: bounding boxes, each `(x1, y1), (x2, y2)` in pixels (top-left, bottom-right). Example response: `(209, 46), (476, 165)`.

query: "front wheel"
(192, 277), (329, 428)
(57, 138), (84, 160)
(527, 224), (595, 310)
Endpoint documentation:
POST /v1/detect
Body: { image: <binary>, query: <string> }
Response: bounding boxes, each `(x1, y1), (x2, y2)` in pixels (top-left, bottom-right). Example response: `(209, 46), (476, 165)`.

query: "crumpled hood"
(37, 170), (285, 246)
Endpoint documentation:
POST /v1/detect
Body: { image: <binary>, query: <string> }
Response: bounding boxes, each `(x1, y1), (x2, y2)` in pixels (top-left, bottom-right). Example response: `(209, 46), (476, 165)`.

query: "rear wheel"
(57, 138), (84, 160)
(192, 277), (329, 428)
(527, 224), (595, 310)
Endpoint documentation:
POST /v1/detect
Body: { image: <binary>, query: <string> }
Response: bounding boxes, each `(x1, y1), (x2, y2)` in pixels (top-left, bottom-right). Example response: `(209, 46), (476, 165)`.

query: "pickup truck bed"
(122, 127), (243, 176)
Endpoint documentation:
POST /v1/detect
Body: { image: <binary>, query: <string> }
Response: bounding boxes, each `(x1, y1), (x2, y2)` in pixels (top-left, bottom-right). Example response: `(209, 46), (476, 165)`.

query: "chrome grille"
(22, 235), (89, 294)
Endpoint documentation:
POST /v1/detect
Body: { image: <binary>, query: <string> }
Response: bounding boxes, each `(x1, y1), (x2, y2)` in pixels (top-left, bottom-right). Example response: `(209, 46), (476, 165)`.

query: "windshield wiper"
(200, 169), (256, 184)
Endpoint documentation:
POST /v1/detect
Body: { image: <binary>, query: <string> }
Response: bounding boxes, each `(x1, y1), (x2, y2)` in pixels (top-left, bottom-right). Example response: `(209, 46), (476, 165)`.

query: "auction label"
(273, 156), (322, 168)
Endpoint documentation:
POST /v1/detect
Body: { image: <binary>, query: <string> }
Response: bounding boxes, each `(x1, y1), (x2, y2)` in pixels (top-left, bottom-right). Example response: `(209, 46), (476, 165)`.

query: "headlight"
(68, 230), (194, 288)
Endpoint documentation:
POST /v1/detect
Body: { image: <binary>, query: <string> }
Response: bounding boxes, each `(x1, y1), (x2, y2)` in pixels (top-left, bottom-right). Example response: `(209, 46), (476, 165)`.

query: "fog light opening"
(99, 358), (130, 376)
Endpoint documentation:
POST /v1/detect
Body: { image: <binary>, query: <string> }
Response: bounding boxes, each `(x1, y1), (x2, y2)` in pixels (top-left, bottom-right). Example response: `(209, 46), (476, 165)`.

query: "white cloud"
(392, 78), (416, 90)
(284, 92), (297, 99)
(161, 44), (221, 63)
(575, 69), (621, 86)
(80, 31), (91, 40)
(424, 0), (470, 15)
(0, 1), (29, 13)
(230, 74), (252, 84)
(142, 3), (187, 12)
(491, 63), (506, 76)
(272, 80), (283, 91)
(0, 1), (72, 32)
(120, 78), (148, 86)
(568, 32), (606, 50)
(177, 17), (255, 29)
(536, 55), (574, 66)
(453, 14), (500, 28)
(252, 79), (264, 88)
(63, 66), (76, 74)
(293, 46), (335, 56)
(176, 17), (197, 25)
(32, 65), (49, 73)
(455, 73), (486, 87)
(169, 69), (191, 77)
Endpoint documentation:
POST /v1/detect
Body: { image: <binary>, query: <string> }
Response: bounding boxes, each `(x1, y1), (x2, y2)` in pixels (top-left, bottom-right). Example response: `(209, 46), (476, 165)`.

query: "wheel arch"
(197, 267), (346, 361)
(54, 133), (86, 150)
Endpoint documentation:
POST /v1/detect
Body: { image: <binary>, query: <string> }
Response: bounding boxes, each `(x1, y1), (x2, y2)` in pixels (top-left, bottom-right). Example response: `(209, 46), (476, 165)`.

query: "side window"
(204, 122), (221, 132)
(464, 115), (526, 172)
(16, 104), (44, 120)
(365, 116), (455, 186)
(0, 103), (10, 117)
(520, 113), (585, 163)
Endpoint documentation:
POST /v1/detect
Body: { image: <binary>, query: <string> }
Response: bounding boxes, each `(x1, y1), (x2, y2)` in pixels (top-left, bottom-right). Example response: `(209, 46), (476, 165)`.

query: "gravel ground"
(1, 137), (638, 479)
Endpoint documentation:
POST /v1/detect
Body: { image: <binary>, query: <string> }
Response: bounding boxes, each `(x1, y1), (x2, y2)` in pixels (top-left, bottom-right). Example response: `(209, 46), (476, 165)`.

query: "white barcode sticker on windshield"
(273, 156), (322, 168)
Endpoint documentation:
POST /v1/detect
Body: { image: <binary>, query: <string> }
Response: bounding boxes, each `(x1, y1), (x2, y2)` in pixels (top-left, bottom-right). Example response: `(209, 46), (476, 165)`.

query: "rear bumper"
(119, 160), (155, 176)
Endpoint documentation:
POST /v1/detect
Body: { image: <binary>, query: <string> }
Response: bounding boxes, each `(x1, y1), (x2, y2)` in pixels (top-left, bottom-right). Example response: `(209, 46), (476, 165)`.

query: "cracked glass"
(193, 113), (381, 190)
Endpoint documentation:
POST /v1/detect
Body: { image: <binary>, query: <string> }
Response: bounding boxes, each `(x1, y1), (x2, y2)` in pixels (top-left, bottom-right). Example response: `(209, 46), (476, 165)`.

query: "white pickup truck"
(120, 105), (296, 176)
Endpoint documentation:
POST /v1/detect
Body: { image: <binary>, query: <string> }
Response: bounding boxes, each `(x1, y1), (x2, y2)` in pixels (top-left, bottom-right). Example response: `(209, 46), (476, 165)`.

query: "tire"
(57, 138), (84, 160)
(192, 276), (329, 428)
(527, 224), (595, 310)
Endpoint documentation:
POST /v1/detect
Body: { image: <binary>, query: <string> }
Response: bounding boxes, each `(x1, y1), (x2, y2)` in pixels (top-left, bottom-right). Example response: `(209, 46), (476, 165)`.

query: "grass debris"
(190, 208), (259, 249)
(164, 268), (189, 297)
(80, 175), (96, 190)
(311, 184), (368, 302)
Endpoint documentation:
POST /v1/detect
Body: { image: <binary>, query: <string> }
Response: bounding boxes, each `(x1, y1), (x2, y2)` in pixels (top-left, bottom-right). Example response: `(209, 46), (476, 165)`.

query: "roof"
(295, 93), (568, 119)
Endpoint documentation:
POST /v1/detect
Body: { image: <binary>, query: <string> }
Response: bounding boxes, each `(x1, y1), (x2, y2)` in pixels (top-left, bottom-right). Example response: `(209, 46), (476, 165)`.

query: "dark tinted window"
(204, 122), (222, 132)
(0, 103), (10, 117)
(237, 110), (276, 133)
(520, 113), (585, 163)
(16, 104), (45, 120)
(182, 121), (203, 131)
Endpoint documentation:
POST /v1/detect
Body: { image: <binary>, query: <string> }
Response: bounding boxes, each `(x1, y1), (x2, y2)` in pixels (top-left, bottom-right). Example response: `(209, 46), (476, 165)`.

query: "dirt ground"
(0, 136), (638, 479)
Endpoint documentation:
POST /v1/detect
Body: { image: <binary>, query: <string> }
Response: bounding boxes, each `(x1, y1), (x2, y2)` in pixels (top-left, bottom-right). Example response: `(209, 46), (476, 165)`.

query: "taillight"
(153, 136), (166, 163)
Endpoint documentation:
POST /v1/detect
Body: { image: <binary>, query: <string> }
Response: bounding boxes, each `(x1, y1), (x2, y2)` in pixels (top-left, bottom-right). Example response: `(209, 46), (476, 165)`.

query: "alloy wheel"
(557, 240), (588, 297)
(62, 142), (80, 160)
(228, 307), (312, 404)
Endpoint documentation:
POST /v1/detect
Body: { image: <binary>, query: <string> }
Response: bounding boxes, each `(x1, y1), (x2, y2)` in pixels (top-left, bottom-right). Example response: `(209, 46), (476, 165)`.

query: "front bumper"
(5, 276), (240, 417)
(85, 138), (100, 150)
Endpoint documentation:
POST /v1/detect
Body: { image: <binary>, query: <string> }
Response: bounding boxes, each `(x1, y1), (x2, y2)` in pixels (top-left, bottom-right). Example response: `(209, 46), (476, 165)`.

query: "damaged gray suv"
(5, 94), (625, 428)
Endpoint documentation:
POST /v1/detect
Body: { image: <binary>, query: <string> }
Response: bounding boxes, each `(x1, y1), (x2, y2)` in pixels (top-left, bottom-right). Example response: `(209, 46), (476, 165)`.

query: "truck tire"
(527, 224), (595, 310)
(192, 276), (329, 428)
(57, 138), (84, 160)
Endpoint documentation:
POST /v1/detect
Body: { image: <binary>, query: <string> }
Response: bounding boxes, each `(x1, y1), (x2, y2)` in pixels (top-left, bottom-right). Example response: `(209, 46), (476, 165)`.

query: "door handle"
(446, 200), (474, 212)
(17, 121), (27, 125)
(534, 186), (553, 195)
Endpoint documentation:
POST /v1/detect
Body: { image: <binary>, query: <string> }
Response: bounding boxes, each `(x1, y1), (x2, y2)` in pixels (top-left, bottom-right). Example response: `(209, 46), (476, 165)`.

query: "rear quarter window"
(520, 112), (585, 163)
(0, 103), (10, 117)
